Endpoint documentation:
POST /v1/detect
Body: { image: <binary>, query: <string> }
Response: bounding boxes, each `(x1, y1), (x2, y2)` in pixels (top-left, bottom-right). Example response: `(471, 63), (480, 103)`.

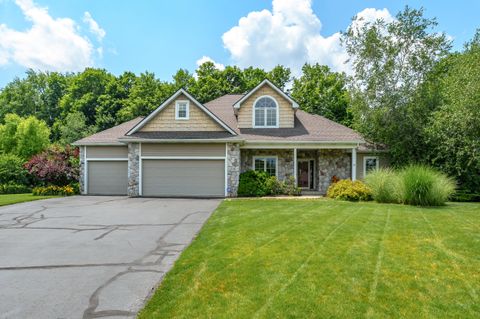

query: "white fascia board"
(73, 142), (125, 146)
(241, 141), (362, 149)
(117, 138), (244, 144)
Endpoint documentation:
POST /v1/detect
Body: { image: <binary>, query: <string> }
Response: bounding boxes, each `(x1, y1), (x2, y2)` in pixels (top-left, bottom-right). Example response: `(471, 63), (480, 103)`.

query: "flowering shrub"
(25, 145), (79, 186)
(327, 179), (373, 201)
(32, 185), (75, 196)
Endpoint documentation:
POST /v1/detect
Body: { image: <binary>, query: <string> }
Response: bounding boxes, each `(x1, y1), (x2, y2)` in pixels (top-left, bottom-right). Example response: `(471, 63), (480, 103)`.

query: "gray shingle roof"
(204, 94), (363, 142)
(74, 94), (364, 145)
(73, 117), (144, 145)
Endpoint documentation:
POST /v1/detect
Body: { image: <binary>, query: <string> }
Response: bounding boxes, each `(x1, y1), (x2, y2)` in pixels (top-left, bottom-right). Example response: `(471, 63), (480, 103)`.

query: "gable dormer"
(126, 89), (236, 135)
(234, 79), (299, 129)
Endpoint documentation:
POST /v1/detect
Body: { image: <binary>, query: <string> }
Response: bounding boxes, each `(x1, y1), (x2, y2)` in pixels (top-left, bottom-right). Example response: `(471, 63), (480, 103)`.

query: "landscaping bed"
(139, 199), (480, 318)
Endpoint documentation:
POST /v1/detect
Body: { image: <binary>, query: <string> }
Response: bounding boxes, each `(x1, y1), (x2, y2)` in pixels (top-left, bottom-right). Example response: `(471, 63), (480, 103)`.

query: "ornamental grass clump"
(364, 168), (402, 203)
(400, 165), (455, 206)
(326, 179), (372, 201)
(365, 165), (455, 206)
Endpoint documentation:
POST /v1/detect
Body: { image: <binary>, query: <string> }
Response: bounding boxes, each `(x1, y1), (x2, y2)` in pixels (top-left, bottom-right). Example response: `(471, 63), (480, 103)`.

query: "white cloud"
(221, 0), (394, 75)
(196, 55), (225, 70)
(83, 11), (106, 41)
(0, 0), (101, 71)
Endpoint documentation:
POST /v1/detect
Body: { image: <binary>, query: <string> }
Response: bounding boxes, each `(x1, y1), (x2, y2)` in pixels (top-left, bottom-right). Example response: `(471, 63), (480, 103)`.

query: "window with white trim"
(254, 96), (278, 127)
(253, 156), (277, 177)
(364, 156), (379, 177)
(175, 100), (189, 120)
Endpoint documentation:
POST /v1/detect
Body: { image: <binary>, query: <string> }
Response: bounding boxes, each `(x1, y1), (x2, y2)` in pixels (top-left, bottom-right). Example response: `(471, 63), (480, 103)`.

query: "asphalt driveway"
(0, 196), (220, 319)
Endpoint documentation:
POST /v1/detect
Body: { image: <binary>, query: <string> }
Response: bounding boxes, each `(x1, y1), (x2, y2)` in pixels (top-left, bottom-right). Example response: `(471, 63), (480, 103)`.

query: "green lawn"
(0, 194), (58, 207)
(139, 199), (480, 319)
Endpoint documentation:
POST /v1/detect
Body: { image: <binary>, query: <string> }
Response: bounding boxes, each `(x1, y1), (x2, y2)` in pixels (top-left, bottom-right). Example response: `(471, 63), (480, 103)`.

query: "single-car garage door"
(87, 161), (128, 195)
(142, 159), (224, 197)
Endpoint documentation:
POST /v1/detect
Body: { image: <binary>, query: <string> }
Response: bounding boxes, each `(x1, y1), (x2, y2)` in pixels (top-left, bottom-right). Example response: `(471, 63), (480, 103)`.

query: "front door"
(298, 161), (310, 188)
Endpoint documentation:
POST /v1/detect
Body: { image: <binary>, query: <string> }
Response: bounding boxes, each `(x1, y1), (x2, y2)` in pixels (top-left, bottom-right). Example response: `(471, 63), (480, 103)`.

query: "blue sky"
(0, 0), (478, 87)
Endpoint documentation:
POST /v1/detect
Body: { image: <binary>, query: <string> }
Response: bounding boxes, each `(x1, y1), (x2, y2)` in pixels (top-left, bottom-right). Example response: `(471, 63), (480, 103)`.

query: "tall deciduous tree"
(425, 32), (480, 193)
(291, 63), (351, 126)
(0, 114), (50, 159)
(342, 6), (451, 164)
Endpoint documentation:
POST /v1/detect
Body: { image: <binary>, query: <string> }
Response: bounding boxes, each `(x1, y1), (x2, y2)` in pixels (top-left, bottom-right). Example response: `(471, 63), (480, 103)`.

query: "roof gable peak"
(233, 79), (299, 109)
(126, 88), (236, 136)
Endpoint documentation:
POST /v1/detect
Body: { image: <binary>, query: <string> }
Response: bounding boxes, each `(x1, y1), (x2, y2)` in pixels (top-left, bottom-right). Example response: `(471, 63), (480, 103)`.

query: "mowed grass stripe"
(165, 201), (357, 316)
(263, 205), (386, 318)
(251, 205), (366, 318)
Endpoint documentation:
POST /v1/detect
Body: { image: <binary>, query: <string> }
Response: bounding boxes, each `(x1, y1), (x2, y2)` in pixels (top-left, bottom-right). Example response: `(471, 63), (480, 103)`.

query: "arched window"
(254, 96), (278, 127)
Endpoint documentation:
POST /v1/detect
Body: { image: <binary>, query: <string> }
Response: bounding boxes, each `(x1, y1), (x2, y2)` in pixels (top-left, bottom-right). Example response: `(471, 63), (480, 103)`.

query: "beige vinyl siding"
(142, 159), (225, 197)
(86, 146), (128, 158)
(356, 154), (389, 180)
(140, 94), (225, 132)
(141, 143), (226, 157)
(237, 84), (295, 128)
(87, 161), (128, 195)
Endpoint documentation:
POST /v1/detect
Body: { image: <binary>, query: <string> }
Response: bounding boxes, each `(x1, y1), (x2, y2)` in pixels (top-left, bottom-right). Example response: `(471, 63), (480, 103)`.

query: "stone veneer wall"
(226, 143), (240, 197)
(127, 143), (140, 196)
(79, 146), (86, 194)
(317, 150), (351, 194)
(240, 149), (294, 181)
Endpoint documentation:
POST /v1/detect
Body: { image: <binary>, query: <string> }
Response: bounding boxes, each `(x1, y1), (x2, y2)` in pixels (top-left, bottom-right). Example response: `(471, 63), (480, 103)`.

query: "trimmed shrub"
(237, 171), (302, 197)
(365, 168), (402, 203)
(400, 165), (455, 206)
(265, 176), (284, 195)
(0, 154), (28, 185)
(237, 170), (271, 197)
(283, 176), (301, 196)
(32, 185), (75, 196)
(0, 183), (31, 194)
(327, 179), (372, 201)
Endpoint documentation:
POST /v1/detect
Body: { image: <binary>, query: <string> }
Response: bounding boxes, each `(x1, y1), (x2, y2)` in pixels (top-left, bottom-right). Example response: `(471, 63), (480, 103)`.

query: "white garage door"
(87, 161), (128, 195)
(142, 159), (225, 197)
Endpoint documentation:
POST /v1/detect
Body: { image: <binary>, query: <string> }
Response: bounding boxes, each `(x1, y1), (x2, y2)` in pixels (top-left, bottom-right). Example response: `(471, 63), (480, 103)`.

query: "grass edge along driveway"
(0, 194), (58, 207)
(139, 199), (480, 319)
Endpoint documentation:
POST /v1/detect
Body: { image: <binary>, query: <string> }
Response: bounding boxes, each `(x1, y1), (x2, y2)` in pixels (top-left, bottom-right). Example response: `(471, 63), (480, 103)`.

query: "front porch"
(239, 147), (358, 194)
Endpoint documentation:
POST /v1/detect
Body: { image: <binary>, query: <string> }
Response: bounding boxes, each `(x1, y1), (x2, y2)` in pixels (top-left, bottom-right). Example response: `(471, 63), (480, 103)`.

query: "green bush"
(283, 176), (301, 196)
(400, 165), (455, 206)
(0, 183), (31, 194)
(327, 179), (373, 201)
(237, 170), (271, 197)
(365, 168), (402, 203)
(32, 185), (75, 196)
(0, 154), (28, 185)
(237, 171), (302, 197)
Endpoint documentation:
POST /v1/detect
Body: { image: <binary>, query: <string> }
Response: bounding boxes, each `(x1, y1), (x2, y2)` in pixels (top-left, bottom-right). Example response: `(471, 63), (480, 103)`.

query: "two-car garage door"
(142, 159), (224, 197)
(140, 143), (226, 197)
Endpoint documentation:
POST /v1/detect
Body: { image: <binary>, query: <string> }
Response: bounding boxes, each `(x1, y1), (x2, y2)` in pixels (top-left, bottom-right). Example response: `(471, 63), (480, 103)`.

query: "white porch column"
(351, 147), (357, 181)
(293, 148), (298, 183)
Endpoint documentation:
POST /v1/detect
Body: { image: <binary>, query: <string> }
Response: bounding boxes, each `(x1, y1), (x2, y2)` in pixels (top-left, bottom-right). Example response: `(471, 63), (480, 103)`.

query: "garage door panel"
(142, 160), (224, 197)
(88, 161), (128, 195)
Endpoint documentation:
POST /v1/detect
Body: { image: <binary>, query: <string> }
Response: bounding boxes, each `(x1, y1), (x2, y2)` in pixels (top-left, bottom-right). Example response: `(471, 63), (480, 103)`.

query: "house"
(74, 79), (387, 197)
